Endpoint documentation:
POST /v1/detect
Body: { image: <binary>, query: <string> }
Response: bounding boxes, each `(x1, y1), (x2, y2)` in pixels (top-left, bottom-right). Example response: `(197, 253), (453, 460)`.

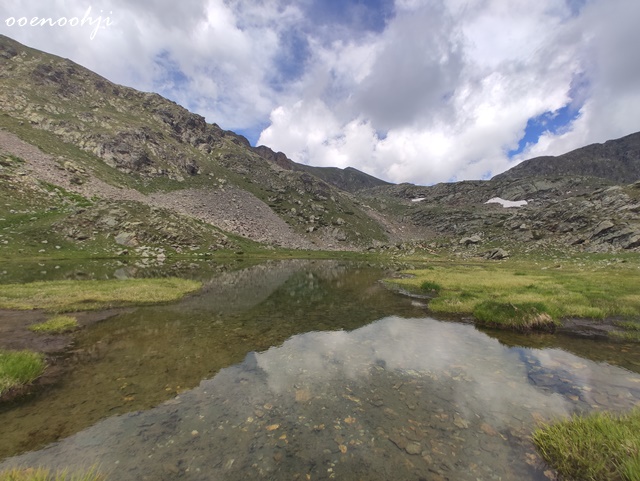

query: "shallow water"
(1, 260), (640, 480)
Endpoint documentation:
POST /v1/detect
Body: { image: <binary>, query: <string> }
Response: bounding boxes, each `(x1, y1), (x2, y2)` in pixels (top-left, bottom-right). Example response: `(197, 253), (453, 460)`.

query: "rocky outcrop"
(484, 248), (509, 260)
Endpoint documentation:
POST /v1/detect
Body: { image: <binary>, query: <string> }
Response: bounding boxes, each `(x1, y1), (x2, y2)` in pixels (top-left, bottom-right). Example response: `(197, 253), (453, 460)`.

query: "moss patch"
(533, 408), (640, 481)
(0, 278), (202, 312)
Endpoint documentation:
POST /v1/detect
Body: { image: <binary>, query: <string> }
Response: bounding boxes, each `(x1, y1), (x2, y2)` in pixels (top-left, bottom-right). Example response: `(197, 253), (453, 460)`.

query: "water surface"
(1, 260), (639, 480)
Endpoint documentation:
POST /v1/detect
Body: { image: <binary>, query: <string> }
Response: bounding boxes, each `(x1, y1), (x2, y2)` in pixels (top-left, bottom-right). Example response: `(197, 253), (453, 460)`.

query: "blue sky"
(1, 0), (640, 185)
(508, 106), (581, 158)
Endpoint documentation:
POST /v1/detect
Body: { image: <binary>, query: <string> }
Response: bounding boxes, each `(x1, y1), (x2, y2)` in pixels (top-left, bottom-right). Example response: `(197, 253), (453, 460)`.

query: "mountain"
(250, 146), (390, 193)
(1, 34), (639, 260)
(0, 34), (393, 258)
(494, 132), (640, 183)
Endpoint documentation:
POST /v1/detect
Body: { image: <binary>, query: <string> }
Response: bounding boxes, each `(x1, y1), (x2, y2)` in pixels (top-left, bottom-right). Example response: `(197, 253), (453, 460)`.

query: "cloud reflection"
(3, 316), (639, 480)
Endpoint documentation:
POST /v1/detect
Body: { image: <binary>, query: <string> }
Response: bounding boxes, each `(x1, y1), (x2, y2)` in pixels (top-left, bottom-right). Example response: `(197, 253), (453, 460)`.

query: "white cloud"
(260, 0), (640, 184)
(0, 0), (299, 130)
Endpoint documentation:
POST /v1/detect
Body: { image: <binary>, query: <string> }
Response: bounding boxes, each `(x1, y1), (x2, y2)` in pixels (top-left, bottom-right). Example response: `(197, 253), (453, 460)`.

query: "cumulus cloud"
(1, 0), (639, 185)
(261, 0), (640, 184)
(0, 0), (298, 130)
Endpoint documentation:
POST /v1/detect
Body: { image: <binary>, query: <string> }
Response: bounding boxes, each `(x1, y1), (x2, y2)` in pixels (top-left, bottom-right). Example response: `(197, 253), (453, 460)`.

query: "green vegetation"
(472, 300), (555, 331)
(0, 466), (106, 481)
(0, 278), (202, 312)
(386, 261), (640, 330)
(610, 331), (640, 342)
(420, 280), (442, 292)
(533, 408), (640, 481)
(614, 320), (640, 331)
(611, 320), (640, 341)
(29, 316), (79, 334)
(0, 350), (45, 396)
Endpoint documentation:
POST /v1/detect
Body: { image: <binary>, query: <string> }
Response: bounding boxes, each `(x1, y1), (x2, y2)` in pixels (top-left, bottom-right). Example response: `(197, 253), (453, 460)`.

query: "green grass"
(387, 261), (640, 330)
(610, 331), (640, 342)
(29, 316), (79, 334)
(0, 350), (45, 396)
(614, 320), (640, 331)
(533, 408), (640, 481)
(0, 278), (202, 312)
(472, 300), (556, 331)
(0, 466), (106, 481)
(420, 280), (442, 292)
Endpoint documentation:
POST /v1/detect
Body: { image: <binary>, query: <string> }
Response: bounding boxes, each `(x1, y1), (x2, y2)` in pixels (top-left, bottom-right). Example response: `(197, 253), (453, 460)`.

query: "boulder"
(590, 220), (614, 238)
(459, 235), (482, 246)
(623, 234), (640, 249)
(115, 232), (138, 247)
(484, 248), (509, 260)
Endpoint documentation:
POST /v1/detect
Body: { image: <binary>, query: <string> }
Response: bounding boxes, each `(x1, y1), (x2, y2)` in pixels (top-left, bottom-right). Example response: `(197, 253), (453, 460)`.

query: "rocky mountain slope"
(362, 172), (640, 255)
(494, 132), (640, 184)
(1, 34), (639, 258)
(0, 35), (393, 256)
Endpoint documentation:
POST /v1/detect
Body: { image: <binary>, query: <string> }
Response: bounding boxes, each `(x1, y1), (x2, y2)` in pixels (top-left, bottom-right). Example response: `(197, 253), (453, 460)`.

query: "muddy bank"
(0, 309), (126, 403)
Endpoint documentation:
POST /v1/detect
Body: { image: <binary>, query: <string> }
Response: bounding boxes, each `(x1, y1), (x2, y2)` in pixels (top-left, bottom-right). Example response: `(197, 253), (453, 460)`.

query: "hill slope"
(0, 35), (391, 255)
(494, 132), (640, 183)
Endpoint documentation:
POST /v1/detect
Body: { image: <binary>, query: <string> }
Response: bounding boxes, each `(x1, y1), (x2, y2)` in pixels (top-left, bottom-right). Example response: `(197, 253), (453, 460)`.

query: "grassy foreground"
(0, 467), (105, 481)
(0, 350), (45, 397)
(533, 409), (640, 481)
(0, 278), (202, 312)
(387, 261), (640, 330)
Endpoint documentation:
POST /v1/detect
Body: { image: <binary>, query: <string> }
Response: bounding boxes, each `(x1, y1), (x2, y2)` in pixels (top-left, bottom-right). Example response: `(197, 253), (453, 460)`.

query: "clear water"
(1, 260), (639, 480)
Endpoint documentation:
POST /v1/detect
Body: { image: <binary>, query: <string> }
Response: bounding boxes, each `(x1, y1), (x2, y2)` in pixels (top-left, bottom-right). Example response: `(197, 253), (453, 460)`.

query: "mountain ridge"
(494, 131), (640, 183)
(1, 34), (640, 258)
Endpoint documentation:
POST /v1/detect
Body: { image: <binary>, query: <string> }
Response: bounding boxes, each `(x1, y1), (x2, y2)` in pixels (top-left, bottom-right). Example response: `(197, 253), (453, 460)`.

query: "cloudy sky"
(1, 0), (639, 185)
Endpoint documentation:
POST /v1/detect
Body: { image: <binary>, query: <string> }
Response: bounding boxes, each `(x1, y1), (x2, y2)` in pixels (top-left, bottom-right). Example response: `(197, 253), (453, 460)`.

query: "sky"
(1, 0), (640, 185)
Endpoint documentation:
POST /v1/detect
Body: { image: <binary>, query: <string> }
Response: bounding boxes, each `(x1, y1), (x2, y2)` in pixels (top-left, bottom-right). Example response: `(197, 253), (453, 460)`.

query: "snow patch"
(411, 197), (426, 203)
(485, 197), (528, 208)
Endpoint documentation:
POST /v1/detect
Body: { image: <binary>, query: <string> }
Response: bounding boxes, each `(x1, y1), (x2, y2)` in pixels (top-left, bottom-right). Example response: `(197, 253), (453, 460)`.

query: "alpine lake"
(1, 259), (639, 481)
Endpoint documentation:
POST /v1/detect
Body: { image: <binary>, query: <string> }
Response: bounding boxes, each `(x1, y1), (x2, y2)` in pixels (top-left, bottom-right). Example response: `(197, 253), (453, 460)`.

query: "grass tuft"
(472, 301), (557, 331)
(0, 466), (106, 481)
(29, 316), (79, 334)
(0, 350), (46, 396)
(533, 408), (640, 481)
(420, 280), (442, 292)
